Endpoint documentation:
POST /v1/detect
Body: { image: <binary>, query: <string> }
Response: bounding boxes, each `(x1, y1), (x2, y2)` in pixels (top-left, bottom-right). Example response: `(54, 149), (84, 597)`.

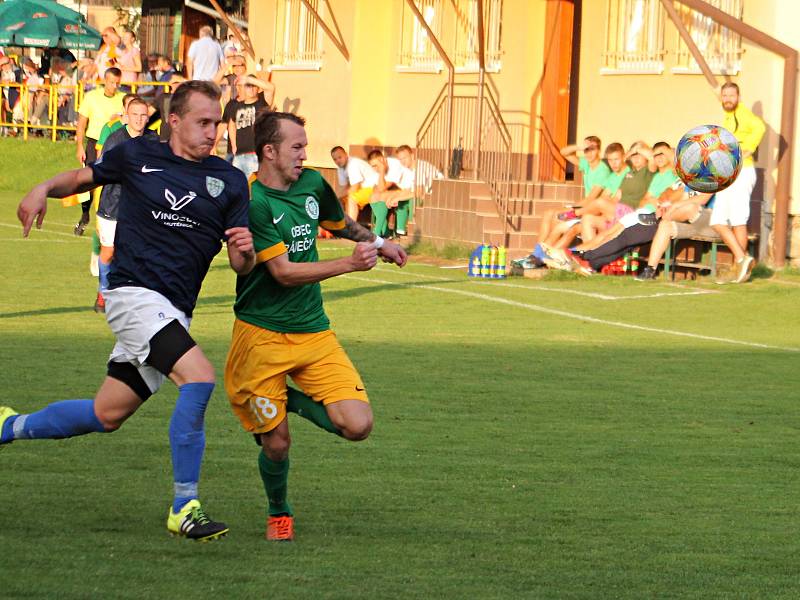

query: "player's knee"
(93, 406), (124, 432)
(262, 430), (291, 460)
(341, 413), (373, 441)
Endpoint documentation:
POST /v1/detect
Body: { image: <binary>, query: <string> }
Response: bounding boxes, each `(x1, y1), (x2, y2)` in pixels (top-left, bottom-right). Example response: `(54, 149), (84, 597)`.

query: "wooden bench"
(662, 234), (759, 280)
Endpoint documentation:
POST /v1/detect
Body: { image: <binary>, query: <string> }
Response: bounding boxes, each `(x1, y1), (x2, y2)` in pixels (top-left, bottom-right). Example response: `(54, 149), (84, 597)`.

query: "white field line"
(0, 237), (84, 243)
(345, 274), (799, 353)
(0, 222), (90, 240)
(771, 279), (800, 287)
(375, 266), (717, 301)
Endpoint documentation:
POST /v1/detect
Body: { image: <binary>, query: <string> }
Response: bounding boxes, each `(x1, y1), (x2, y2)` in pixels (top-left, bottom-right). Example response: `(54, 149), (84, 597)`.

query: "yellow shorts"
(225, 319), (369, 434)
(350, 186), (374, 208)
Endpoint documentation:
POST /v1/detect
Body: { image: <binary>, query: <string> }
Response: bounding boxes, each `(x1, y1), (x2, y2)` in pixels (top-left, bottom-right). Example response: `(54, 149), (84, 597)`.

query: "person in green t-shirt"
(578, 141), (658, 244)
(638, 141), (679, 206)
(537, 135), (609, 249)
(94, 92), (138, 153)
(576, 142), (633, 243)
(225, 111), (407, 542)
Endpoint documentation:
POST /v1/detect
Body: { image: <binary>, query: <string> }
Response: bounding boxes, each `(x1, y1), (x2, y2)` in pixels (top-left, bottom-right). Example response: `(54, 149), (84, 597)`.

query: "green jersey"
(96, 117), (124, 151)
(234, 169), (346, 334)
(603, 166), (630, 195)
(647, 169), (679, 199)
(578, 157), (611, 196)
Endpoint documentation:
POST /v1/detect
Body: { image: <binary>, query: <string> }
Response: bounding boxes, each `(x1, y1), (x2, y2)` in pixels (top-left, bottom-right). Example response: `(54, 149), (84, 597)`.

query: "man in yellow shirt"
(73, 67), (124, 235)
(711, 82), (766, 278)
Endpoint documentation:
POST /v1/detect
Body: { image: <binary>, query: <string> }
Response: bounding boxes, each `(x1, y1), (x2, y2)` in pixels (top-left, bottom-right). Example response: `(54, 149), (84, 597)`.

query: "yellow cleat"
(167, 499), (229, 542)
(0, 406), (18, 446)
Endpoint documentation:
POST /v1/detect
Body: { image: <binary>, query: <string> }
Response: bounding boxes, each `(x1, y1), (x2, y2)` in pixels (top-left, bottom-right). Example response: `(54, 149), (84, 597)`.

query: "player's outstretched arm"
(267, 241), (378, 287)
(18, 167), (97, 237)
(226, 227), (256, 275)
(329, 215), (407, 267)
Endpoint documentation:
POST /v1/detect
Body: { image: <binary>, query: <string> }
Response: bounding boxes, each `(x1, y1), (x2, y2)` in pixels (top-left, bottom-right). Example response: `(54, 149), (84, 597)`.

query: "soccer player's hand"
(350, 242), (378, 271)
(379, 241), (408, 267)
(76, 145), (86, 164)
(18, 185), (48, 237)
(226, 227), (255, 257)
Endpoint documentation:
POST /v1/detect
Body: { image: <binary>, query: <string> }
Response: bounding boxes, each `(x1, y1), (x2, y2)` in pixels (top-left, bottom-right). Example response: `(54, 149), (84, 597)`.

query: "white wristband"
(372, 236), (385, 250)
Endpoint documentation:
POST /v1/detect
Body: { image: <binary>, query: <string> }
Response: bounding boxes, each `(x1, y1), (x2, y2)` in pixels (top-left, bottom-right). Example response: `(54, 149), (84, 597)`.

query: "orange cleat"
(266, 515), (294, 541)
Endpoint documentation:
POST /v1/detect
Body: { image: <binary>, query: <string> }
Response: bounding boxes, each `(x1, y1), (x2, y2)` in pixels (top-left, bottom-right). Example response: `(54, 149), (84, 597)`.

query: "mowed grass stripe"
(343, 273), (800, 353)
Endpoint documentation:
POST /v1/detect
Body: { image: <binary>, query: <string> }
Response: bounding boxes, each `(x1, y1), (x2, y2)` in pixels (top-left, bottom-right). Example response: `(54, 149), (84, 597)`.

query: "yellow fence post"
(22, 85), (28, 141)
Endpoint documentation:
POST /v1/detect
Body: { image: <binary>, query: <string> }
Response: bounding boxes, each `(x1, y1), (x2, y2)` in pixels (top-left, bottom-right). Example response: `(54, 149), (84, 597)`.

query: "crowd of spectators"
(0, 25), (266, 139)
(331, 144), (443, 238)
(516, 82), (766, 284)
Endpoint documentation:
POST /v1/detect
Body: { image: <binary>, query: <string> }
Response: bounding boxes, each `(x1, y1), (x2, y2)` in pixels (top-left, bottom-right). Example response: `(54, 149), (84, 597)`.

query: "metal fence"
(0, 80), (174, 141)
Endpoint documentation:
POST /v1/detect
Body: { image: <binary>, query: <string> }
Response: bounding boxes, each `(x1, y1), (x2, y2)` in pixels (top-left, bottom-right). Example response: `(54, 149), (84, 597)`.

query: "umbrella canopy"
(0, 0), (101, 50)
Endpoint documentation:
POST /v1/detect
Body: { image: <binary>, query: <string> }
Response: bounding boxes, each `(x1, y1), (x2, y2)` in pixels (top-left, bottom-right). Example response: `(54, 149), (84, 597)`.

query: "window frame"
(271, 0), (324, 71)
(601, 0), (666, 75)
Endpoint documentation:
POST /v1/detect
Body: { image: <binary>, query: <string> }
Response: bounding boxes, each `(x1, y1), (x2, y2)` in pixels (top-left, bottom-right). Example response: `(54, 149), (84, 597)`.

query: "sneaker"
(266, 515), (294, 541)
(167, 499), (229, 542)
(567, 252), (594, 276)
(557, 210), (577, 221)
(512, 256), (544, 270)
(635, 265), (657, 281)
(543, 254), (571, 271)
(73, 213), (90, 236)
(94, 292), (105, 313)
(0, 406), (18, 445)
(734, 255), (754, 283)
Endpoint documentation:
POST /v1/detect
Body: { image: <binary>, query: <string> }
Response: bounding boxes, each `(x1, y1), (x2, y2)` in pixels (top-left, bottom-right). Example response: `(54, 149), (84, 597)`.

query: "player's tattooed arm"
(330, 215), (376, 243)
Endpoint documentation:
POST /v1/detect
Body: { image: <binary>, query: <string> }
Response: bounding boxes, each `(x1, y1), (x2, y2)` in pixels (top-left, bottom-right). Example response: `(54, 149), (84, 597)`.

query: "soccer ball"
(675, 125), (742, 193)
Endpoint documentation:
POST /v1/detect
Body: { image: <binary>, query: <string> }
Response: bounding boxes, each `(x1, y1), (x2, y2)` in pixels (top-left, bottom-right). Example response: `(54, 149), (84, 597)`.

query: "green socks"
(286, 387), (342, 437)
(259, 452), (292, 517)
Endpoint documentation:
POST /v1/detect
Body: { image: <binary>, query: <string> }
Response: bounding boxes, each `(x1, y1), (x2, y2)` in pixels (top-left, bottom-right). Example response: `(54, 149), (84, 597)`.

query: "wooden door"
(181, 7), (215, 71)
(537, 0), (580, 182)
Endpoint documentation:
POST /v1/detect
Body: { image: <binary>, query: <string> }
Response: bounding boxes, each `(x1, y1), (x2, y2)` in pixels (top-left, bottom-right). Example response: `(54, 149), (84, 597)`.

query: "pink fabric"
(606, 203), (634, 229)
(118, 45), (140, 85)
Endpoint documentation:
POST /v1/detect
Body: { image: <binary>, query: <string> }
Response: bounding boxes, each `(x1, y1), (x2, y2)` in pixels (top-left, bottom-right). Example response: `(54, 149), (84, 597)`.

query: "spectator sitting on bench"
(635, 141), (679, 208)
(637, 182), (754, 284)
(549, 180), (696, 274)
(535, 136), (610, 252)
(367, 149), (414, 238)
(395, 144), (443, 236)
(635, 183), (714, 281)
(540, 142), (634, 266)
(331, 146), (378, 222)
(556, 182), (698, 275)
(574, 142), (635, 245)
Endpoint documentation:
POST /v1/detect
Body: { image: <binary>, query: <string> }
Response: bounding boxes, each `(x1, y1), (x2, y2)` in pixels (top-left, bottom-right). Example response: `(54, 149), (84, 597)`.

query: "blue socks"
(169, 382), (214, 513)
(0, 399), (106, 443)
(98, 258), (111, 291)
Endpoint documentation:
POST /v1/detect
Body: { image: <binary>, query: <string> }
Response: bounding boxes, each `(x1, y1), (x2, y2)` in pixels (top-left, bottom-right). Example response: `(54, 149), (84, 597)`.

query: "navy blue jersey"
(91, 136), (249, 317)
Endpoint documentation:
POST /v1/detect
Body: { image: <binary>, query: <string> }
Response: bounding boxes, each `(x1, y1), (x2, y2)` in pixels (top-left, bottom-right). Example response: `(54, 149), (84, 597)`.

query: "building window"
(454, 0), (503, 72)
(602, 0), (665, 74)
(272, 0), (323, 70)
(144, 8), (170, 57)
(672, 0), (743, 75)
(398, 0), (444, 72)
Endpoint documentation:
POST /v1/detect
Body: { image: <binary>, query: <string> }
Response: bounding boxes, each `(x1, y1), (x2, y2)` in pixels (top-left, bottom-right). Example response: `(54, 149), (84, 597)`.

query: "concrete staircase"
(413, 179), (582, 259)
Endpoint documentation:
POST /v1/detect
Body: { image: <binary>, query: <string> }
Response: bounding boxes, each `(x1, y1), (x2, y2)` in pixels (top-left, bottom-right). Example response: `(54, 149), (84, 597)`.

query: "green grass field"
(1, 138), (799, 599)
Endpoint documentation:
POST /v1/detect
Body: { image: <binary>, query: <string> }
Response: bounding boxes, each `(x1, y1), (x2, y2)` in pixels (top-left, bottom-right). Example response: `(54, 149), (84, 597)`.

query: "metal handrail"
(415, 72), (513, 234)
